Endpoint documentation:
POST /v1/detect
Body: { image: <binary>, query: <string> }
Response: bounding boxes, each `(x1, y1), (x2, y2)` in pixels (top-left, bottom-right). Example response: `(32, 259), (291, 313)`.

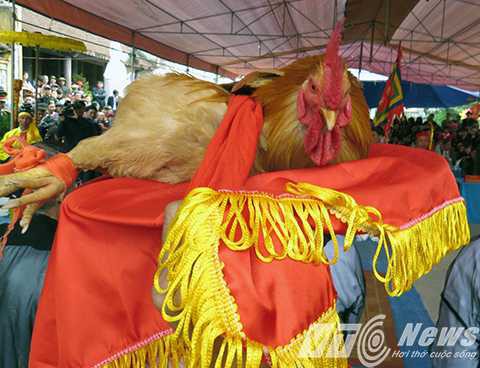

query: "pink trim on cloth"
(92, 329), (173, 368)
(400, 197), (465, 230)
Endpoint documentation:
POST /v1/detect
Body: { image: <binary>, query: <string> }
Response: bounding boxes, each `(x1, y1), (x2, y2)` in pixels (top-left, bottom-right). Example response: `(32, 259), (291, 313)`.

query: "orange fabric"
(0, 136), (46, 174)
(189, 95), (263, 190)
(1, 206), (22, 254)
(243, 143), (459, 229)
(0, 138), (47, 254)
(30, 92), (461, 367)
(30, 179), (188, 367)
(39, 153), (78, 188)
(3, 134), (27, 157)
(465, 175), (480, 183)
(221, 248), (336, 346)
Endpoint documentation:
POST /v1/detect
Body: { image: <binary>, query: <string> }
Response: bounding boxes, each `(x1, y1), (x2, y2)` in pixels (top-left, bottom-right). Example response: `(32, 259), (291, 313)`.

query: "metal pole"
(131, 32), (136, 81)
(369, 22), (375, 63)
(10, 0), (15, 129)
(440, 0), (446, 40)
(384, 0), (390, 45)
(34, 45), (39, 124)
(358, 40), (364, 78)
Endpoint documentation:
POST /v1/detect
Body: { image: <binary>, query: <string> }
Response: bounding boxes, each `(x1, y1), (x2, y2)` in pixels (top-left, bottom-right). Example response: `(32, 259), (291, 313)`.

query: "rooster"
(0, 23), (373, 229)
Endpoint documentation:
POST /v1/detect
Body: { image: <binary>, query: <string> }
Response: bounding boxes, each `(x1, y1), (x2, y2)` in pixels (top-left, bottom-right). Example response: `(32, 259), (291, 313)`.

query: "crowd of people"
(0, 74), (121, 160)
(373, 112), (480, 176)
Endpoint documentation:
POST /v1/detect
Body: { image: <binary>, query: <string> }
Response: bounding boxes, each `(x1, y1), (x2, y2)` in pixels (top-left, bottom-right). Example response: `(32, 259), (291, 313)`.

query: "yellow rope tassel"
(287, 182), (470, 296)
(380, 200), (470, 296)
(158, 183), (470, 297)
(270, 304), (348, 368)
(100, 333), (186, 368)
(154, 192), (347, 367)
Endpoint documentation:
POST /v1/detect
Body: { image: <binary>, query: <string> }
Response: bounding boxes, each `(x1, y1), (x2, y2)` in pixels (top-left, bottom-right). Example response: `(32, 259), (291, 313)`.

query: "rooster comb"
(323, 20), (344, 109)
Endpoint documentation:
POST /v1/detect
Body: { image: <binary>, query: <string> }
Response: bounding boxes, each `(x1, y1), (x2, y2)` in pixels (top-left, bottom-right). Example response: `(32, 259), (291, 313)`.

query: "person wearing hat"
(58, 77), (69, 97)
(414, 125), (434, 150)
(49, 76), (56, 86)
(462, 111), (478, 129)
(0, 89), (10, 138)
(0, 105), (42, 161)
(57, 100), (98, 152)
(38, 85), (55, 105)
(22, 88), (33, 97)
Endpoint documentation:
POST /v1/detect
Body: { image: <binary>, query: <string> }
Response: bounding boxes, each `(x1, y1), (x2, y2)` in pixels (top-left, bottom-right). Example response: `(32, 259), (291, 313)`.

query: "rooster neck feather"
(252, 56), (325, 171)
(253, 55), (324, 108)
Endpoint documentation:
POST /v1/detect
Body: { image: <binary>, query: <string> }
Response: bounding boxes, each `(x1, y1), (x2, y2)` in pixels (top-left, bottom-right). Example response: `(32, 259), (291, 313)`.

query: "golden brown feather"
(68, 56), (373, 184)
(69, 73), (229, 183)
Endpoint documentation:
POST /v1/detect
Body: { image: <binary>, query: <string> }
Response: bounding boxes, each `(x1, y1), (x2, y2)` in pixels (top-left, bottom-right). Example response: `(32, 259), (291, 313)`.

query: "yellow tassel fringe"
(154, 195), (347, 367)
(288, 182), (471, 296)
(269, 304), (348, 368)
(100, 333), (187, 368)
(158, 182), (470, 297)
(377, 198), (470, 296)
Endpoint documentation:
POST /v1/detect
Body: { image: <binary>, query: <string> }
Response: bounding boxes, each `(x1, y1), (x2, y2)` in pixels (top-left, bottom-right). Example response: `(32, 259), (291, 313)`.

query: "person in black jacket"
(57, 100), (99, 152)
(107, 90), (120, 112)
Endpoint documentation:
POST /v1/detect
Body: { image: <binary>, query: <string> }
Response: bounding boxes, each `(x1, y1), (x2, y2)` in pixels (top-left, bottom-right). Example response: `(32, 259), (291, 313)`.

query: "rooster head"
(297, 21), (353, 166)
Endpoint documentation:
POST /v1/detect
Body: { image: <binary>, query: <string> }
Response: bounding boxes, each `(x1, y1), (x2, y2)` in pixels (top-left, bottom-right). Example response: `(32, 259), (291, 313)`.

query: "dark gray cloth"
(0, 214), (56, 367)
(326, 236), (366, 325)
(431, 238), (480, 367)
(0, 246), (49, 368)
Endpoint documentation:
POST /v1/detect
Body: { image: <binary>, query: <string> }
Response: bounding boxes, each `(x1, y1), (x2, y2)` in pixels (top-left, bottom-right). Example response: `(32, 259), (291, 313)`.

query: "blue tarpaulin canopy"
(363, 81), (479, 108)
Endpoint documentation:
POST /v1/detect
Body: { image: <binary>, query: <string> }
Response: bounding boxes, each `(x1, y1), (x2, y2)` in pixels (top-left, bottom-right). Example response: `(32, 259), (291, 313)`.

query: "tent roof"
(362, 80), (478, 108)
(15, 0), (480, 89)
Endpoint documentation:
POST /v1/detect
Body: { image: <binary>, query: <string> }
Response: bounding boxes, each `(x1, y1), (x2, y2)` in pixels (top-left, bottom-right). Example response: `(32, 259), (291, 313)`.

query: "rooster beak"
(321, 108), (337, 131)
